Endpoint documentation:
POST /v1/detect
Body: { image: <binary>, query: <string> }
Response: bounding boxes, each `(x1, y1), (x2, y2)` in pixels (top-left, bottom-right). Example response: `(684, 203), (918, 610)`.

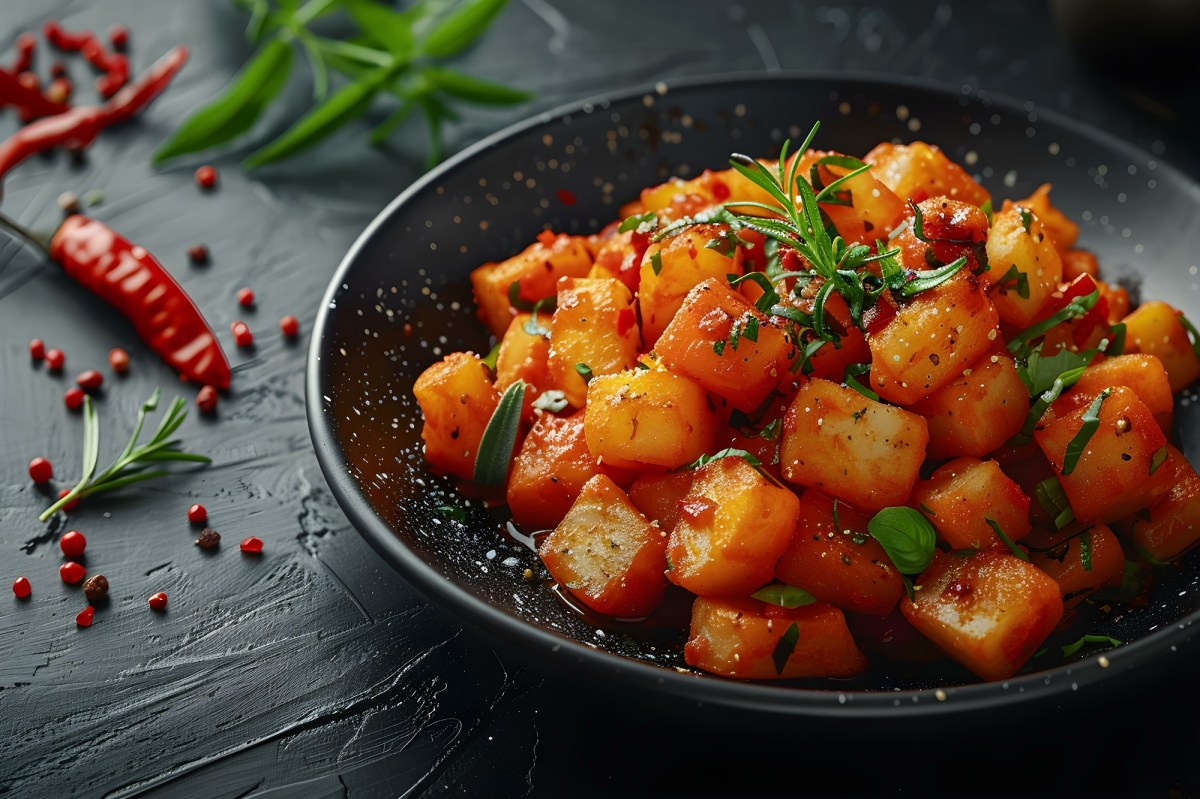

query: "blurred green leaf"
(422, 66), (531, 104)
(419, 0), (510, 58)
(346, 0), (415, 56)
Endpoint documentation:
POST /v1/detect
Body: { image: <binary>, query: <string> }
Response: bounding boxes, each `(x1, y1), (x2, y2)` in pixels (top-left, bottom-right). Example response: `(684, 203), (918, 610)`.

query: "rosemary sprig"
(39, 390), (211, 521)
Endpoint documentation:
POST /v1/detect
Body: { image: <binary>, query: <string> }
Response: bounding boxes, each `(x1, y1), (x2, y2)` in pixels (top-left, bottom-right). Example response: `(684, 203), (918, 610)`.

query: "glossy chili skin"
(0, 68), (70, 119)
(50, 215), (231, 389)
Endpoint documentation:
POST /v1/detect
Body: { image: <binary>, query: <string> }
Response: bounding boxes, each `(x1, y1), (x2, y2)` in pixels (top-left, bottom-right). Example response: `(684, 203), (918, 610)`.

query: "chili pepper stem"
(0, 211), (52, 258)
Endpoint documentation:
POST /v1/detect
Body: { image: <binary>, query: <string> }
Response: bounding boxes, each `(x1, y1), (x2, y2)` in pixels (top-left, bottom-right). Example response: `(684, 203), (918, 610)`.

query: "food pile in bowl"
(412, 121), (1200, 684)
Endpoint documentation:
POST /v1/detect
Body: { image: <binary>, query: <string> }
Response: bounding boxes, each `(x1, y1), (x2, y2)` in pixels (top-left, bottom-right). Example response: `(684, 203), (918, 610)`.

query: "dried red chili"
(0, 68), (69, 120)
(28, 456), (53, 483)
(13, 33), (36, 73)
(0, 46), (188, 185)
(44, 22), (93, 51)
(83, 574), (108, 603)
(50, 215), (231, 389)
(195, 528), (220, 549)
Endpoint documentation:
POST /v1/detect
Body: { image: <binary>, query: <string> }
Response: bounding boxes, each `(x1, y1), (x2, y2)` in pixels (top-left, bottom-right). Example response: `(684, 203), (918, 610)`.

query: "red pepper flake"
(710, 178), (731, 203)
(57, 488), (80, 511)
(187, 244), (209, 264)
(82, 38), (109, 69)
(536, 229), (557, 247)
(46, 348), (65, 371)
(59, 561), (86, 585)
(195, 385), (218, 413)
(231, 321), (253, 348)
(236, 288), (255, 307)
(30, 338), (46, 360)
(108, 347), (130, 374)
(96, 55), (129, 98)
(16, 71), (39, 93)
(75, 605), (95, 627)
(240, 536), (263, 554)
(60, 530), (87, 558)
(12, 576), (31, 599)
(279, 315), (299, 338)
(44, 21), (93, 51)
(147, 592), (168, 611)
(76, 369), (104, 391)
(194, 165), (217, 189)
(187, 503), (207, 524)
(109, 25), (129, 50)
(556, 188), (577, 206)
(13, 33), (36, 73)
(28, 457), (53, 484)
(616, 307), (636, 336)
(64, 386), (85, 410)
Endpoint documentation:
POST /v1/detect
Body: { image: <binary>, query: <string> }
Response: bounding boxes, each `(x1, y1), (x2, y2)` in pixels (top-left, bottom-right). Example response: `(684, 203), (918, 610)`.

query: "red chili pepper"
(50, 215), (231, 389)
(0, 68), (70, 119)
(44, 22), (94, 51)
(13, 33), (36, 74)
(0, 46), (187, 184)
(96, 55), (128, 98)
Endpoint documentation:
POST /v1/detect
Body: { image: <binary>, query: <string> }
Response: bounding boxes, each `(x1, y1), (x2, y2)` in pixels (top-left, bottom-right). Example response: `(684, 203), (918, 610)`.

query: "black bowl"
(306, 73), (1200, 718)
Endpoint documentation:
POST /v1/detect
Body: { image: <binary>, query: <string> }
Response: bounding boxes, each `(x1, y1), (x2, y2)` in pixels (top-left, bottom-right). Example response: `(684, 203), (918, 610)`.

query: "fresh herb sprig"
(154, 0), (530, 169)
(40, 391), (211, 521)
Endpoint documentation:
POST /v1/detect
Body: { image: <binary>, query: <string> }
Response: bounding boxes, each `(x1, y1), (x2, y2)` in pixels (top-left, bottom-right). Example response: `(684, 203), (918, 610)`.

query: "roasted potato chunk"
(412, 352), (501, 480)
(864, 141), (990, 206)
(911, 458), (1032, 551)
(470, 233), (592, 337)
(639, 224), (744, 346)
(547, 276), (641, 408)
(910, 347), (1027, 459)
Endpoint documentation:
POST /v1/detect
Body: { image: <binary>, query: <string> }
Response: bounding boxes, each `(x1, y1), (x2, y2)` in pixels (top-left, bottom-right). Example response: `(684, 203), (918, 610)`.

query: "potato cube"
(780, 378), (928, 512)
(868, 271), (1000, 405)
(684, 597), (867, 679)
(539, 474), (668, 618)
(470, 233), (592, 337)
(655, 278), (793, 412)
(911, 458), (1031, 551)
(1123, 301), (1200, 393)
(667, 457), (800, 597)
(1062, 249), (1099, 281)
(547, 277), (641, 408)
(591, 229), (647, 294)
(1034, 386), (1176, 523)
(495, 312), (553, 422)
(911, 347), (1027, 459)
(901, 550), (1063, 681)
(797, 150), (907, 245)
(1003, 184), (1078, 253)
(639, 224), (744, 346)
(775, 490), (904, 617)
(412, 352), (501, 480)
(1028, 523), (1124, 608)
(507, 411), (633, 530)
(584, 368), (719, 470)
(983, 206), (1064, 329)
(628, 470), (697, 534)
(863, 141), (990, 206)
(1132, 446), (1200, 561)
(1065, 354), (1173, 434)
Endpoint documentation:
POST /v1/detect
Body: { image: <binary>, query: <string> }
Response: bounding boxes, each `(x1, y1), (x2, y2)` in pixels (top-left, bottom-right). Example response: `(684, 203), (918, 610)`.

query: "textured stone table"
(1, 1), (1196, 796)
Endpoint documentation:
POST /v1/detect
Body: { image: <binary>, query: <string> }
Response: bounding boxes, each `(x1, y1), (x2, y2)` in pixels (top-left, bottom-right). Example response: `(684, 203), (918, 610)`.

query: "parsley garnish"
(985, 517), (1029, 561)
(1149, 446), (1169, 475)
(1061, 387), (1111, 475)
(752, 583), (817, 608)
(574, 363), (594, 383)
(685, 448), (762, 470)
(649, 250), (663, 276)
(618, 210), (658, 234)
(1034, 476), (1075, 529)
(1008, 289), (1100, 357)
(996, 264), (1030, 299)
(843, 362), (879, 401)
(1078, 528), (1093, 571)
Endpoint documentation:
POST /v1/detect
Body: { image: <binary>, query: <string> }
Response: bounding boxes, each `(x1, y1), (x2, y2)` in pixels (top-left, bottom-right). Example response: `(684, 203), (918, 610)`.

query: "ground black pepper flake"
(195, 527), (220, 549)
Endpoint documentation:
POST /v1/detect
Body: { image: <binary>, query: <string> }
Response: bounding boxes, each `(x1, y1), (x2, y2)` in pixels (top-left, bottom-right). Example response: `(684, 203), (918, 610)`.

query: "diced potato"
(1003, 184), (1079, 253)
(1132, 446), (1200, 561)
(892, 197), (989, 274)
(775, 490), (903, 617)
(539, 474), (668, 618)
(628, 470), (697, 534)
(584, 368), (719, 470)
(901, 550), (1063, 681)
(780, 378), (928, 512)
(983, 206), (1064, 329)
(796, 150), (907, 245)
(1064, 354), (1173, 434)
(1123, 301), (1200, 392)
(868, 271), (1000, 405)
(655, 278), (792, 412)
(1035, 386), (1176, 523)
(470, 233), (592, 337)
(1062, 249), (1099, 281)
(667, 457), (799, 596)
(639, 224), (744, 346)
(864, 141), (990, 206)
(911, 458), (1032, 551)
(547, 277), (641, 408)
(495, 313), (553, 422)
(911, 347), (1027, 459)
(1028, 523), (1124, 608)
(412, 352), (501, 480)
(684, 597), (868, 679)
(507, 411), (633, 530)
(806, 325), (873, 384)
(638, 170), (730, 221)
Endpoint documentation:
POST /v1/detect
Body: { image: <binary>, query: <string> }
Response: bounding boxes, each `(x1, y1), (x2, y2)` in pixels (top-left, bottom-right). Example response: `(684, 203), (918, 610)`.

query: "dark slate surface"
(1, 1), (1197, 797)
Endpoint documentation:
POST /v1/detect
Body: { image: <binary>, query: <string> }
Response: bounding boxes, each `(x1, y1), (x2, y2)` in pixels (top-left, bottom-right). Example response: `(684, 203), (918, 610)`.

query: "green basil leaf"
(985, 517), (1029, 561)
(574, 362), (593, 383)
(842, 362), (879, 402)
(1034, 476), (1075, 529)
(419, 0), (511, 58)
(154, 37), (295, 163)
(1008, 289), (1099, 355)
(618, 211), (658, 234)
(771, 621), (801, 675)
(752, 583), (817, 609)
(422, 65), (531, 105)
(244, 62), (394, 168)
(1149, 445), (1169, 475)
(473, 379), (526, 486)
(867, 506), (936, 575)
(995, 263), (1030, 299)
(1061, 387), (1111, 475)
(980, 198), (994, 226)
(649, 251), (663, 276)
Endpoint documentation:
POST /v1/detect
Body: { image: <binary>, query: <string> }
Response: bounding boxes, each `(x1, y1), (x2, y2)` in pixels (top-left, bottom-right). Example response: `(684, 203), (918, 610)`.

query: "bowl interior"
(308, 74), (1200, 715)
